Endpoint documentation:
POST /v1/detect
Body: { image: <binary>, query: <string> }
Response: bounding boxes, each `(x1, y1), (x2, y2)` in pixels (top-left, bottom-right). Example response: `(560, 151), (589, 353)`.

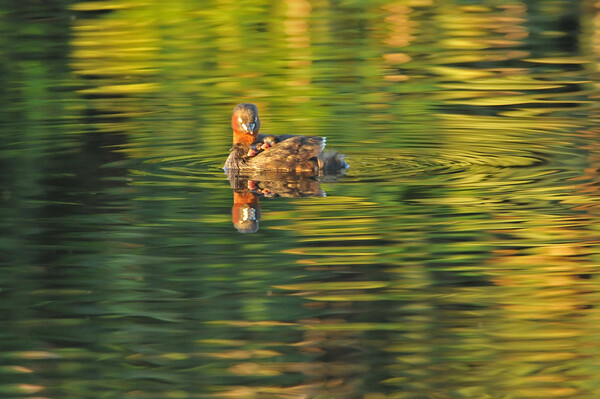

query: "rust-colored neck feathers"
(232, 115), (255, 145)
(232, 103), (261, 146)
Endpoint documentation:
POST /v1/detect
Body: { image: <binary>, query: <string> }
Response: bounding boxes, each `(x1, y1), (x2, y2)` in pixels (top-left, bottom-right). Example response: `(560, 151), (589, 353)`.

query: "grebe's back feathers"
(238, 135), (324, 172)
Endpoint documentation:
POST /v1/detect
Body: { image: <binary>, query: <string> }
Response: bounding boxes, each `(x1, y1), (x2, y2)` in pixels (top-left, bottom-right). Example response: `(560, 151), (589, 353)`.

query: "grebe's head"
(232, 103), (260, 138)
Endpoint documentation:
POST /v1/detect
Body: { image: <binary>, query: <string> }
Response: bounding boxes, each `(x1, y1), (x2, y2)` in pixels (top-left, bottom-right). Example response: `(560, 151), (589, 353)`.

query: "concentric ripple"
(342, 146), (550, 184)
(128, 144), (555, 190)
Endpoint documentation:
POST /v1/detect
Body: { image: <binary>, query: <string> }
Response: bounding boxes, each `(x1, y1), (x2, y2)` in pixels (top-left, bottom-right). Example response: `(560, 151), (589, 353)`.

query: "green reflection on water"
(2, 0), (600, 398)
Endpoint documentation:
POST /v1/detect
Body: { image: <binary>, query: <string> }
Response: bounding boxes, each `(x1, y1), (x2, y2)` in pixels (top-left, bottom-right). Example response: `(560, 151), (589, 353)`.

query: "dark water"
(3, 1), (600, 398)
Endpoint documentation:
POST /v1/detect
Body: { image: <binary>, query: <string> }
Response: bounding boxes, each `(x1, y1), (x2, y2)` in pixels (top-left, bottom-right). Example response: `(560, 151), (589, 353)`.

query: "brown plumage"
(224, 103), (348, 174)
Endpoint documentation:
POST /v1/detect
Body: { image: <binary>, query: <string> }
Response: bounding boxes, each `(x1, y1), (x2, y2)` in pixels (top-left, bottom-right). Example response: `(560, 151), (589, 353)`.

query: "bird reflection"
(227, 171), (331, 233)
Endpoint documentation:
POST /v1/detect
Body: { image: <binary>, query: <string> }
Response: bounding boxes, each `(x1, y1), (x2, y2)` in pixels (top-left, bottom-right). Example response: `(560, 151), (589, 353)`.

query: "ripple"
(137, 153), (226, 182)
(340, 145), (555, 187)
(133, 146), (553, 189)
(346, 152), (473, 182)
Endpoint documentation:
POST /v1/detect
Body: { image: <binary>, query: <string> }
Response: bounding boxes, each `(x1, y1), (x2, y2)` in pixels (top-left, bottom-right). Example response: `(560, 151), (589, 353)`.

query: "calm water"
(2, 1), (600, 398)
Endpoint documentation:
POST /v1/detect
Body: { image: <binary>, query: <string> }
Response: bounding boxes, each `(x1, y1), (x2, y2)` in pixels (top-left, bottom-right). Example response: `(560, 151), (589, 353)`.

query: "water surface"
(2, 1), (600, 398)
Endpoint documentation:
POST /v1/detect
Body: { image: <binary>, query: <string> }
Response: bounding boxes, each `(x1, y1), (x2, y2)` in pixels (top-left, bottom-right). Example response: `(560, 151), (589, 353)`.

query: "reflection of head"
(232, 191), (261, 233)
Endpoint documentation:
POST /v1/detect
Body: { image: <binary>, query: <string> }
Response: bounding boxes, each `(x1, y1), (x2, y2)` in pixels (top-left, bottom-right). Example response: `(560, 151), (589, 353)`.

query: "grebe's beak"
(242, 122), (256, 135)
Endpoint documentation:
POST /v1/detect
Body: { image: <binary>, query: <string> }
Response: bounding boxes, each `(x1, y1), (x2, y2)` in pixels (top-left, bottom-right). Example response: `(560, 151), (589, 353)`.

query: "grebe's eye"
(238, 117), (243, 123)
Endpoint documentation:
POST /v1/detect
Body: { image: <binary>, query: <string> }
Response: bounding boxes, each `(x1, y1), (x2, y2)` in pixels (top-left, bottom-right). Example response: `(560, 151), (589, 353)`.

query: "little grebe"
(224, 103), (348, 173)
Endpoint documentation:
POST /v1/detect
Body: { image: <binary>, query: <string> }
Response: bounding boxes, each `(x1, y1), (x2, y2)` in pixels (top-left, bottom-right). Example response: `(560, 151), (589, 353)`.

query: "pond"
(2, 1), (600, 398)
